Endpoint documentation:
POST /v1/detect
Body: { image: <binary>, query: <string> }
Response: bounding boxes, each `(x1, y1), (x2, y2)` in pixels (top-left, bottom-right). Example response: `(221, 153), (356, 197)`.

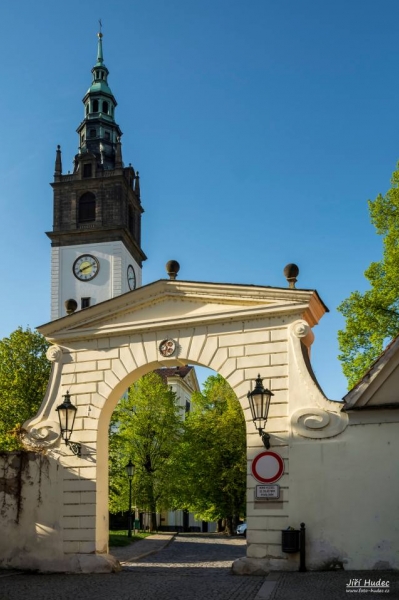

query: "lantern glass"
(125, 460), (135, 479)
(247, 375), (274, 432)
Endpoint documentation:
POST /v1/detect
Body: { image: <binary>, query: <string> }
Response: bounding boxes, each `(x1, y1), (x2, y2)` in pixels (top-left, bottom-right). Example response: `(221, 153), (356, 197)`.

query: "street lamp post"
(125, 460), (135, 538)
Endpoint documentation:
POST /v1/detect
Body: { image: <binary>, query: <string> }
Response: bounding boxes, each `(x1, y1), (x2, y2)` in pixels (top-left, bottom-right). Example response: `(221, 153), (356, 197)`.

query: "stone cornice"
(38, 279), (328, 342)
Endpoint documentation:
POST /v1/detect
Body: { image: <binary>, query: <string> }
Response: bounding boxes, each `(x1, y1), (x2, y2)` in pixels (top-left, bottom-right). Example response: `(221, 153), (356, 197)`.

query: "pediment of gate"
(343, 334), (399, 411)
(38, 279), (327, 342)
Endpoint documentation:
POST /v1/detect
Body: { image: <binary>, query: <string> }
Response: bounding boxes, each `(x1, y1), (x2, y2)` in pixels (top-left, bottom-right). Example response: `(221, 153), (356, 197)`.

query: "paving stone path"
(0, 535), (265, 600)
(3, 535), (396, 600)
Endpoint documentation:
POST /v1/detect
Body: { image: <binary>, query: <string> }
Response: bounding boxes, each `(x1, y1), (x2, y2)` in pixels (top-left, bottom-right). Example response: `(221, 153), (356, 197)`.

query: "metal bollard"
(299, 522), (306, 572)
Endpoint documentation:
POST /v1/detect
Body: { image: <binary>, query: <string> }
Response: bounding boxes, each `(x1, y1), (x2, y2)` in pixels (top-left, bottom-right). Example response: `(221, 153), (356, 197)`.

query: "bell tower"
(47, 30), (146, 320)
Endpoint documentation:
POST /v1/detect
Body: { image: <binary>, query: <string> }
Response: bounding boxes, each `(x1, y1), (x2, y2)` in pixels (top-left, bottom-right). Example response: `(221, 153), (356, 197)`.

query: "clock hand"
(80, 264), (93, 273)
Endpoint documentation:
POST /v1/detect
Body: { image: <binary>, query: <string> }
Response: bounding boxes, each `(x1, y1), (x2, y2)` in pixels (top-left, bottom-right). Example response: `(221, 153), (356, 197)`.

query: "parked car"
(236, 522), (247, 537)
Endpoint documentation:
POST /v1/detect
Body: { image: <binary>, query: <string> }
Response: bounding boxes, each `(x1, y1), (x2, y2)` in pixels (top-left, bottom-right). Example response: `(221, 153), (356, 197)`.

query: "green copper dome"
(86, 79), (114, 97)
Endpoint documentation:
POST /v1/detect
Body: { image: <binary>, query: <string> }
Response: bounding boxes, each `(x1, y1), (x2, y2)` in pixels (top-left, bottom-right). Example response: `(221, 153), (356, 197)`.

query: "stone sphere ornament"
(283, 263), (299, 289)
(166, 260), (180, 280)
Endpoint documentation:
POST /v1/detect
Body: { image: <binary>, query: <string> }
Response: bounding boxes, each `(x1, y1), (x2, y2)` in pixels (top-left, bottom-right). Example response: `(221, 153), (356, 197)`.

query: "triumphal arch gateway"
(2, 31), (398, 574)
(21, 277), (339, 572)
(1, 276), (398, 573)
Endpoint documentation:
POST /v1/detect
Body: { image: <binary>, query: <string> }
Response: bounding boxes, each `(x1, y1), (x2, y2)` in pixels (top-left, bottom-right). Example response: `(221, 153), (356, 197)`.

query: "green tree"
(175, 374), (246, 534)
(338, 164), (399, 388)
(109, 372), (183, 531)
(0, 327), (50, 450)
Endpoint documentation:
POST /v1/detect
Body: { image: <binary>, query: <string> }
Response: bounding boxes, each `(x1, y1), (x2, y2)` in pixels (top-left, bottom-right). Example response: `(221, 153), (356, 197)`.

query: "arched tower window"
(93, 99), (99, 112)
(78, 192), (96, 223)
(102, 101), (109, 114)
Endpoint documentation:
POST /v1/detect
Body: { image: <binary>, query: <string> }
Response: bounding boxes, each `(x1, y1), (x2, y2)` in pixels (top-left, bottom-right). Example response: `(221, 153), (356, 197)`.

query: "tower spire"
(97, 20), (104, 65)
(76, 27), (122, 170)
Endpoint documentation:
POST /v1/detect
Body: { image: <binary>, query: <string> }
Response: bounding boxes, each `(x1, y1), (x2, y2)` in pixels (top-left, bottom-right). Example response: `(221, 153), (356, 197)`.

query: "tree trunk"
(225, 516), (233, 536)
(150, 509), (157, 532)
(147, 477), (158, 532)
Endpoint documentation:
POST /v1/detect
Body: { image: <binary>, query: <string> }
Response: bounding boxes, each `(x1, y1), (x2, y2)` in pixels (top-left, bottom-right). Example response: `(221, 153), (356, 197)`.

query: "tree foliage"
(173, 374), (246, 533)
(109, 372), (182, 530)
(0, 327), (50, 450)
(109, 372), (246, 534)
(338, 164), (399, 388)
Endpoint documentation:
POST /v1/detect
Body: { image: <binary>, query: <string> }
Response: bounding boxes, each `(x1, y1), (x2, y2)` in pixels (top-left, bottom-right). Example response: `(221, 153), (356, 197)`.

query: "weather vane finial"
(98, 18), (103, 38)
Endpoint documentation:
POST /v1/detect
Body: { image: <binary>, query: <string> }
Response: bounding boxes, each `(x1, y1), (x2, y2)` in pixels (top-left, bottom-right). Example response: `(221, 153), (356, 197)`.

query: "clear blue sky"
(0, 0), (397, 399)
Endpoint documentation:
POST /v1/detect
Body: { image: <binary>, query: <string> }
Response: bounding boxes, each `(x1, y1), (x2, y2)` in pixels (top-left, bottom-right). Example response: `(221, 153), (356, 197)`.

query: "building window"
(93, 99), (99, 112)
(83, 163), (92, 178)
(78, 192), (96, 222)
(86, 104), (89, 115)
(185, 400), (191, 413)
(81, 297), (91, 309)
(104, 130), (110, 140)
(102, 101), (109, 114)
(89, 129), (96, 138)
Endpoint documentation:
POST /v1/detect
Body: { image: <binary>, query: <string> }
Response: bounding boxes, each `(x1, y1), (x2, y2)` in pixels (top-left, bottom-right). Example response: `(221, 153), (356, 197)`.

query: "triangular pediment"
(38, 279), (327, 342)
(343, 335), (399, 410)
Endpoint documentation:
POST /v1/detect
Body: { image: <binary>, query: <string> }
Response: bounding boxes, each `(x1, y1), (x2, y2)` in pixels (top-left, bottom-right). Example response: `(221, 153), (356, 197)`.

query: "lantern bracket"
(67, 440), (82, 457)
(260, 431), (271, 449)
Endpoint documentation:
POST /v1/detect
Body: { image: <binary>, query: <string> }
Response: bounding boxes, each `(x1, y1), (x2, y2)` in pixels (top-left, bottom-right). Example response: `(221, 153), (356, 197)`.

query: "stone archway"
(17, 279), (346, 573)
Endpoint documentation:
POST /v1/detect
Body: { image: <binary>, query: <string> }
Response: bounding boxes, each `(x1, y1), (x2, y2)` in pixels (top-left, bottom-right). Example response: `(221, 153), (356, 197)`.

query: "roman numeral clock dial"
(73, 254), (100, 281)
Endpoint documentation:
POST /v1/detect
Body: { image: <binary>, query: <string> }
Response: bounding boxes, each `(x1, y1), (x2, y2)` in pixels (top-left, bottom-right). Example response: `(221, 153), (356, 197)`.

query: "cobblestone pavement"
(0, 535), (265, 600)
(2, 536), (398, 600)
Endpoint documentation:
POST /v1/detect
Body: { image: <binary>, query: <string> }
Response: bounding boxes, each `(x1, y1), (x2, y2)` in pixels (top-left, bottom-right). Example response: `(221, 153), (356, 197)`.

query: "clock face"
(127, 264), (136, 290)
(73, 254), (99, 281)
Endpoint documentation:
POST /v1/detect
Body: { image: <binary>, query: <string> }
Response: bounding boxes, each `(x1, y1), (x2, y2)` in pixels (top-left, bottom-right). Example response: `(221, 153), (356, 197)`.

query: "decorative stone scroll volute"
(289, 319), (348, 439)
(22, 344), (64, 451)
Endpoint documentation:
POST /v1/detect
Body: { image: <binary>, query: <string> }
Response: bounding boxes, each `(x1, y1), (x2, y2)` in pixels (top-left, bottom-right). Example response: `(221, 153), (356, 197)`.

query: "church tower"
(47, 30), (146, 320)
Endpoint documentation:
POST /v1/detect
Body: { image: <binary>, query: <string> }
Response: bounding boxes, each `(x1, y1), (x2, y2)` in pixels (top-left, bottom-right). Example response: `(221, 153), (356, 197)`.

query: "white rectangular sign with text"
(255, 484), (280, 499)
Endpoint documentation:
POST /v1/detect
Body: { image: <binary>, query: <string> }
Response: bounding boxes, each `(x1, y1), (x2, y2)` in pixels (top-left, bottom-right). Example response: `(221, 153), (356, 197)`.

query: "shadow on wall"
(0, 450), (99, 572)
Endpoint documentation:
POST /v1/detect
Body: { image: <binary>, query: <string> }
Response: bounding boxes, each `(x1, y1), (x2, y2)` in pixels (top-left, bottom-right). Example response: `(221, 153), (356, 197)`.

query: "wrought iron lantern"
(56, 391), (81, 456)
(247, 374), (274, 449)
(125, 459), (135, 480)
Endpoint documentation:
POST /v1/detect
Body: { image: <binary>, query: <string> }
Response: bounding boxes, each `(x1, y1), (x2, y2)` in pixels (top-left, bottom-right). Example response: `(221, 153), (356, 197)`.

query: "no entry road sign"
(251, 451), (284, 483)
